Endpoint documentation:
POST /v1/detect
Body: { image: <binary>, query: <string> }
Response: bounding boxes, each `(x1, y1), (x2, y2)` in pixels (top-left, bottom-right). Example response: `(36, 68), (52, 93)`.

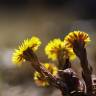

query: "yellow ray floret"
(12, 36), (41, 65)
(34, 63), (58, 86)
(64, 31), (91, 48)
(45, 38), (76, 61)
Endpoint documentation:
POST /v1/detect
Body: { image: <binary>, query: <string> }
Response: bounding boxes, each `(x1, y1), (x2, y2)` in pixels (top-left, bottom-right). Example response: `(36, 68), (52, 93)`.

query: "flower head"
(45, 38), (76, 61)
(64, 31), (90, 48)
(34, 63), (58, 86)
(12, 36), (41, 65)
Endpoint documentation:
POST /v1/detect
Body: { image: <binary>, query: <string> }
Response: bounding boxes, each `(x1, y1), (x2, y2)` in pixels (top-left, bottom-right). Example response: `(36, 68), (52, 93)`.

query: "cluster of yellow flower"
(45, 38), (76, 61)
(12, 31), (90, 87)
(64, 31), (90, 48)
(12, 36), (41, 64)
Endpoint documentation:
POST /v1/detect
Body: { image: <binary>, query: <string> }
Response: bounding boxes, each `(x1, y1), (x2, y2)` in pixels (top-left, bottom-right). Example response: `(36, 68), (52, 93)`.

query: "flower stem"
(80, 49), (92, 96)
(23, 49), (70, 96)
(73, 46), (93, 96)
(57, 50), (71, 70)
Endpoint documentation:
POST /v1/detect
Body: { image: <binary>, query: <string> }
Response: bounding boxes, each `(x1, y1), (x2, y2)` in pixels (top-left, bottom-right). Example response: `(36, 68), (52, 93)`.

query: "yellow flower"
(63, 48), (76, 61)
(64, 31), (91, 48)
(45, 38), (76, 61)
(34, 63), (58, 86)
(12, 36), (41, 65)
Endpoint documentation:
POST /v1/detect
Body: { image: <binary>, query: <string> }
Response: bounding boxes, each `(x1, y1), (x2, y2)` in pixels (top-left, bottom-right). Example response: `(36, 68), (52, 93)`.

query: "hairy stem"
(57, 50), (71, 70)
(73, 42), (93, 96)
(23, 48), (70, 96)
(80, 50), (92, 96)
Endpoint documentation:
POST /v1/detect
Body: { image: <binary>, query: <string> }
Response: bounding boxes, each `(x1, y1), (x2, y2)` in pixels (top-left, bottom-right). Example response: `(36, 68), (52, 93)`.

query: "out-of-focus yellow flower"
(45, 38), (76, 61)
(63, 48), (76, 61)
(34, 63), (58, 86)
(12, 36), (41, 65)
(64, 31), (91, 48)
(45, 38), (64, 60)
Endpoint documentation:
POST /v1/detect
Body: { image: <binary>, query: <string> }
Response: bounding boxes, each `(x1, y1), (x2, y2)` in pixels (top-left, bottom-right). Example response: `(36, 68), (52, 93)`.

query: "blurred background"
(0, 0), (96, 96)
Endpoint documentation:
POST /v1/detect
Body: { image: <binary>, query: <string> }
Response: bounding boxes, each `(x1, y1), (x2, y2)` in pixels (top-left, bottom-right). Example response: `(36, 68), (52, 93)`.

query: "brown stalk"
(73, 40), (93, 96)
(57, 50), (71, 70)
(23, 48), (70, 96)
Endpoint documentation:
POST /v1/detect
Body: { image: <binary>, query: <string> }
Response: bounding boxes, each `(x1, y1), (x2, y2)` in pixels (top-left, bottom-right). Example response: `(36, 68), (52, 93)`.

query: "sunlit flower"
(34, 63), (58, 86)
(12, 36), (41, 65)
(45, 38), (76, 61)
(64, 31), (91, 48)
